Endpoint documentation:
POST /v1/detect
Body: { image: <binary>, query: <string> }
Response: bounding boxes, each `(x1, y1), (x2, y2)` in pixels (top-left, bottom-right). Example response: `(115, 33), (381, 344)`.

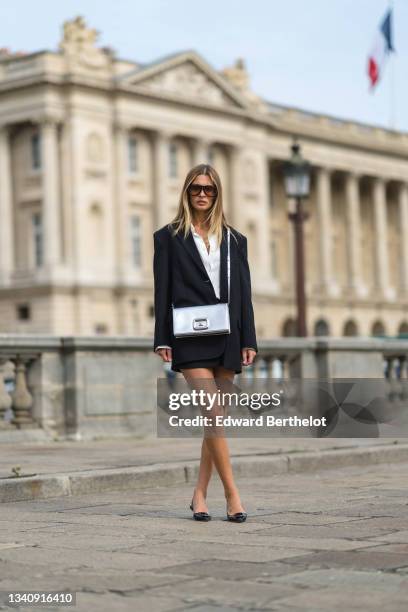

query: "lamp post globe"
(283, 142), (311, 199)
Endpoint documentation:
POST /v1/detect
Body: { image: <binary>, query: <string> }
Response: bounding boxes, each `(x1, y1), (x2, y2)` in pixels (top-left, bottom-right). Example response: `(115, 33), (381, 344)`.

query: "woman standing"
(153, 163), (257, 522)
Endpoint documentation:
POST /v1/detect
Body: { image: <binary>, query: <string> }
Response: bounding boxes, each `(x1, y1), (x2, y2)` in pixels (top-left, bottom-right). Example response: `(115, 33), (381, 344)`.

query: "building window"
(128, 136), (138, 174)
(208, 147), (215, 165)
(343, 320), (358, 337)
(372, 320), (386, 337)
(32, 212), (43, 267)
(282, 318), (297, 337)
(130, 214), (141, 267)
(314, 319), (330, 336)
(168, 142), (178, 178)
(398, 321), (408, 339)
(31, 133), (41, 170)
(17, 303), (31, 321)
(148, 304), (154, 318)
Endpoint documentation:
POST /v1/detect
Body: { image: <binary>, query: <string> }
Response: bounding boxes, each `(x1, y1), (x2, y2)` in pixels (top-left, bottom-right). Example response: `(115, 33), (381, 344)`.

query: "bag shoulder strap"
(227, 227), (230, 305)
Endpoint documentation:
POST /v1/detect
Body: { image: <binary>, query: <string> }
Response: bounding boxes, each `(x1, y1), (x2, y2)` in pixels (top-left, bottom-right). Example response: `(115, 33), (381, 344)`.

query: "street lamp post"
(283, 141), (311, 337)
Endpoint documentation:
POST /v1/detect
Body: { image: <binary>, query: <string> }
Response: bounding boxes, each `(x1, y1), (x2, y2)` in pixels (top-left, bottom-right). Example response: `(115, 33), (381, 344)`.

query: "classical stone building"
(0, 16), (407, 339)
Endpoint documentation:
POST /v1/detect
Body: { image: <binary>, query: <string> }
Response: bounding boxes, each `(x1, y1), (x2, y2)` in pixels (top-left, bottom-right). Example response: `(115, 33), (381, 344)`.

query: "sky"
(1, 0), (407, 132)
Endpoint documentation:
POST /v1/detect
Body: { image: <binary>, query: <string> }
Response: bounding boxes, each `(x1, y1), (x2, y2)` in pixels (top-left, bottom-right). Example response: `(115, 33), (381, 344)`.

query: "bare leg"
(212, 365), (245, 515)
(181, 367), (214, 514)
(181, 365), (245, 515)
(192, 438), (213, 513)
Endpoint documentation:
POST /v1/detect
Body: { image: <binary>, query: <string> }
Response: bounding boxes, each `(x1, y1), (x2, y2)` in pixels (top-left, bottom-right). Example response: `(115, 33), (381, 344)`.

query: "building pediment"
(118, 51), (250, 111)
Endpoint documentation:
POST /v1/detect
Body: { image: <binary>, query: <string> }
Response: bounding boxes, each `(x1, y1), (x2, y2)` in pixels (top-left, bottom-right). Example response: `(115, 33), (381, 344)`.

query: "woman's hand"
(156, 347), (172, 362)
(241, 348), (256, 366)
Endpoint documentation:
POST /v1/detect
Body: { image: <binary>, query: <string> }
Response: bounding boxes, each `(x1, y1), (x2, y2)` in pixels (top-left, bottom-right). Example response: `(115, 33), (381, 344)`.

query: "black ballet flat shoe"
(227, 511), (248, 523)
(189, 500), (211, 521)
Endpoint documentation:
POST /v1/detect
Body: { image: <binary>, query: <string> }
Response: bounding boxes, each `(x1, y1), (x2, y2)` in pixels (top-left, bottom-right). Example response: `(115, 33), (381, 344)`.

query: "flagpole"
(388, 0), (396, 129)
(389, 43), (396, 129)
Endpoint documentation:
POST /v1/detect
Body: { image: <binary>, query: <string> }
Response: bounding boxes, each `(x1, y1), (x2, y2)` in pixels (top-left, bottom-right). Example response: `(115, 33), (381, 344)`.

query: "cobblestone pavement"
(0, 461), (407, 611)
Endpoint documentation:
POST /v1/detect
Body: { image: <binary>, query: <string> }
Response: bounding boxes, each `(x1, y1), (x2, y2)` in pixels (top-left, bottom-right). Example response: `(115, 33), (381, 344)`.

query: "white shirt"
(190, 223), (221, 299)
(154, 224), (256, 353)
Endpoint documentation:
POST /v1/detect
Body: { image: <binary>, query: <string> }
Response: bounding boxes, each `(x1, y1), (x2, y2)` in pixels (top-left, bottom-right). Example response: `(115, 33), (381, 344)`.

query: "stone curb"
(1, 442), (408, 504)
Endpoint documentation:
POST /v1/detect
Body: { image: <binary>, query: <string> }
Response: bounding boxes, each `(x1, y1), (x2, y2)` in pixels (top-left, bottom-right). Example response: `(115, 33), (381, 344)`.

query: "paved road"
(0, 461), (407, 611)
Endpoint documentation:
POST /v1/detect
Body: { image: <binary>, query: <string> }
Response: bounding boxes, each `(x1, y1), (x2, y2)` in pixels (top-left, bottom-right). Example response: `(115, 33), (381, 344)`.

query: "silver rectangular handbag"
(172, 228), (231, 338)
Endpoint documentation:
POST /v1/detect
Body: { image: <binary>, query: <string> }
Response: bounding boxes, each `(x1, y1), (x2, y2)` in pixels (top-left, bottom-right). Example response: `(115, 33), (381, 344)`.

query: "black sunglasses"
(188, 183), (218, 197)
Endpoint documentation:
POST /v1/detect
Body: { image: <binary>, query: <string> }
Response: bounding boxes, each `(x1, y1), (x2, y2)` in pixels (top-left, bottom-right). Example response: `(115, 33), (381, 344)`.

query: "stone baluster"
(385, 357), (398, 402)
(396, 356), (407, 402)
(0, 359), (13, 427)
(269, 357), (284, 380)
(10, 357), (35, 429)
(280, 357), (290, 380)
(252, 357), (264, 378)
(261, 356), (271, 378)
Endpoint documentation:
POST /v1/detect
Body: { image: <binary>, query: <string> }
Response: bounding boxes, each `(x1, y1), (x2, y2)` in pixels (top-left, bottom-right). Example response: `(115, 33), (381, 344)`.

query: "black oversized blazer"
(152, 222), (258, 371)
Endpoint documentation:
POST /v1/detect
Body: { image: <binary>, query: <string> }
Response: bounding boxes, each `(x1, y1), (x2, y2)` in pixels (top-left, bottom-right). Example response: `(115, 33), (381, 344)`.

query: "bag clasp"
(193, 317), (209, 330)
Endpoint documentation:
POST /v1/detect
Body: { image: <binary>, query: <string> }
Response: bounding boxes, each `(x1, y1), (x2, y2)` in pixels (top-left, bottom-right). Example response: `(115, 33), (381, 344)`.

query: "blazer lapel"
(176, 230), (210, 281)
(175, 225), (229, 303)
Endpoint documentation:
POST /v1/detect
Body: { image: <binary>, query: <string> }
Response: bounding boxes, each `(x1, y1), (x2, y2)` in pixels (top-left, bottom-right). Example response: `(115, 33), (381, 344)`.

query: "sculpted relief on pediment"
(133, 61), (241, 109)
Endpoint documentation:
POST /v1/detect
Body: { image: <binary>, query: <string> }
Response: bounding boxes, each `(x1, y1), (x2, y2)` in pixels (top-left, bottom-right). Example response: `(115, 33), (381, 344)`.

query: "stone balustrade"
(0, 335), (407, 441)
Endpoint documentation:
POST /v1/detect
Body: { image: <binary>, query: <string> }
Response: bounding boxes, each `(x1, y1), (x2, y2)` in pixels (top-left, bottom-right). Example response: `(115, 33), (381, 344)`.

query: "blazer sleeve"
(153, 230), (173, 351)
(238, 235), (258, 353)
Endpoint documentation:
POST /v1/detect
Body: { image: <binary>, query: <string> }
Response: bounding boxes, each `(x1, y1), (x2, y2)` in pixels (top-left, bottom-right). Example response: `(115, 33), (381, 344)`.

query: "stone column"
(257, 152), (273, 284)
(373, 177), (392, 299)
(228, 144), (243, 229)
(345, 172), (365, 296)
(398, 182), (408, 295)
(316, 167), (337, 295)
(66, 115), (83, 280)
(42, 118), (61, 267)
(113, 123), (128, 281)
(152, 130), (171, 230)
(0, 125), (13, 284)
(59, 120), (72, 266)
(192, 138), (209, 166)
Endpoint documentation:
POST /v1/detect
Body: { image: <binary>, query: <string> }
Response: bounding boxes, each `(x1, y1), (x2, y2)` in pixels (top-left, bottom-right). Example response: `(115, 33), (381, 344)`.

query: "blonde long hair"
(168, 164), (237, 248)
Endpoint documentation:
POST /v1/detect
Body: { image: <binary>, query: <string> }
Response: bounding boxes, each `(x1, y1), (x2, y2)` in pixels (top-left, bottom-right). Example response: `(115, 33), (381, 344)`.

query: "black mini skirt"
(171, 352), (242, 375)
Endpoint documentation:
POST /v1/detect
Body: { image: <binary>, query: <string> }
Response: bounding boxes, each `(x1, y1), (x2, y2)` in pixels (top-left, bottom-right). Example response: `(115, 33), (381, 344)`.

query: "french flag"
(367, 8), (395, 89)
